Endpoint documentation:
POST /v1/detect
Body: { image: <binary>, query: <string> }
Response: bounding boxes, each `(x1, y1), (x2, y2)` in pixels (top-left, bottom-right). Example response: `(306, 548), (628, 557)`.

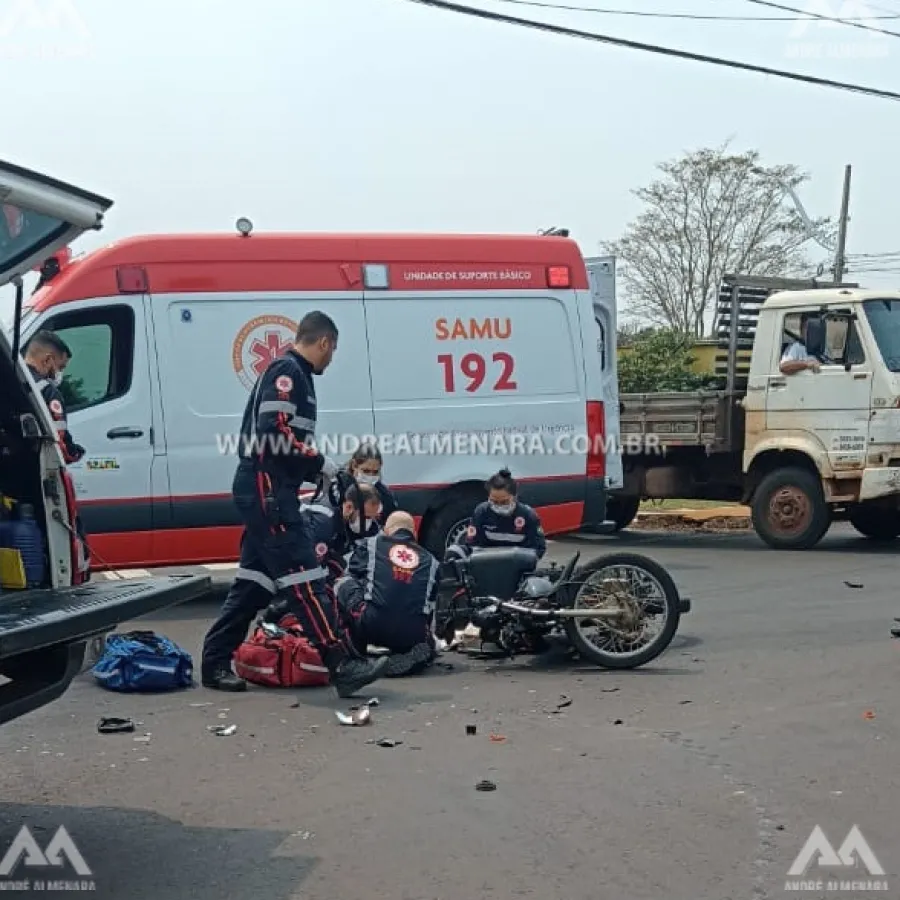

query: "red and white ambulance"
(20, 227), (621, 569)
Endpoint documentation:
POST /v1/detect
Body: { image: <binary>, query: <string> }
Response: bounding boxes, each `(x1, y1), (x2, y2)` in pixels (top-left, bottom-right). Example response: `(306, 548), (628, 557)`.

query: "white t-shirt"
(781, 340), (813, 364)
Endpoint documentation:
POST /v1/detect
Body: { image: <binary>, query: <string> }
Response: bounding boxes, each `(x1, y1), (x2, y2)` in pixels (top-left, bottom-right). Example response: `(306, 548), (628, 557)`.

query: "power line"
(490, 0), (900, 21)
(744, 0), (900, 38)
(399, 0), (900, 100)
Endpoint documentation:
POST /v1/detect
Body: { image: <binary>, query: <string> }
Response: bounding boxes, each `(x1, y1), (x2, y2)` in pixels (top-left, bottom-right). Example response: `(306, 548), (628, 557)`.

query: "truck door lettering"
(434, 318), (512, 340)
(437, 352), (518, 393)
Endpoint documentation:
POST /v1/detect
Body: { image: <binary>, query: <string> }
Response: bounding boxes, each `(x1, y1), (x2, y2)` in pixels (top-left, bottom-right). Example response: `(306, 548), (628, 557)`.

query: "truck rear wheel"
(607, 494), (641, 532)
(751, 467), (830, 550)
(849, 507), (900, 541)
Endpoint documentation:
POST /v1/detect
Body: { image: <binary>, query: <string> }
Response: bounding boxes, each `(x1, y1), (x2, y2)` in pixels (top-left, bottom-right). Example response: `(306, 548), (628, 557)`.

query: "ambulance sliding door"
(149, 291), (371, 552)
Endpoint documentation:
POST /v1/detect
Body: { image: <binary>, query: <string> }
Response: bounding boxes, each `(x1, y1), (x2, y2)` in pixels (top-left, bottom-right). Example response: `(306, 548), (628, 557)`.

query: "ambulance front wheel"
(422, 495), (480, 558)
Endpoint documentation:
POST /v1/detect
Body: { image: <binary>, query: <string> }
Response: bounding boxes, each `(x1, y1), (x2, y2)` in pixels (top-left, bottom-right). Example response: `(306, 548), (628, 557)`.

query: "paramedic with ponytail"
(464, 468), (547, 558)
(345, 443), (399, 523)
(201, 311), (388, 697)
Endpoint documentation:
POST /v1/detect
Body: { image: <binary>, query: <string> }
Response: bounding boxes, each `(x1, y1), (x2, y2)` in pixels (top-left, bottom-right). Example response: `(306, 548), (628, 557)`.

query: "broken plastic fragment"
(376, 738), (401, 747)
(208, 724), (237, 736)
(97, 717), (135, 735)
(336, 706), (372, 727)
(475, 779), (497, 792)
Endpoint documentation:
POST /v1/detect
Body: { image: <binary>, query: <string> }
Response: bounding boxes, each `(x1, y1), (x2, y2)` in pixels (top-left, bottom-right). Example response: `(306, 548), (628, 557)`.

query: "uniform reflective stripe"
(236, 663), (277, 675)
(34, 378), (50, 390)
(258, 400), (297, 415)
(334, 575), (352, 593)
(305, 504), (334, 517)
(299, 662), (329, 673)
(275, 567), (327, 588)
(235, 567), (277, 593)
(54, 420), (68, 432)
(363, 536), (379, 604)
(485, 532), (525, 543)
(423, 556), (440, 616)
(288, 415), (316, 431)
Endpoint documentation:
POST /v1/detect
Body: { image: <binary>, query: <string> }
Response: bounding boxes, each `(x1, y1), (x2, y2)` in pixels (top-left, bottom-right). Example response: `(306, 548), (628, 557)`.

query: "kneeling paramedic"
(201, 311), (388, 697)
(336, 511), (440, 677)
(262, 483), (383, 622)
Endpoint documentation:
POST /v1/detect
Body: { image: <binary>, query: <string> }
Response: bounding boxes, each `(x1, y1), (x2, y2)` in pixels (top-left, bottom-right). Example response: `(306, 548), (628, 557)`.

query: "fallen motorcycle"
(436, 546), (690, 669)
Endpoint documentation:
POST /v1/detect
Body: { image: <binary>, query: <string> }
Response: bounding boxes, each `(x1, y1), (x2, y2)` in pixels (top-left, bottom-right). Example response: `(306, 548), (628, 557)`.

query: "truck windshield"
(864, 298), (900, 372)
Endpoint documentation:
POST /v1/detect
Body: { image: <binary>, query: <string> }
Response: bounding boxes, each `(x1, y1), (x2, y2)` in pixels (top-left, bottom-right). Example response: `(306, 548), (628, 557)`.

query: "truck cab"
(743, 287), (900, 546)
(0, 160), (210, 725)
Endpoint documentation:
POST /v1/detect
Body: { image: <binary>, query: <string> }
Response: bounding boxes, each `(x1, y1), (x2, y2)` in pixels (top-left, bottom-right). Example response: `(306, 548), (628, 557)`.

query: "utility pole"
(833, 164), (851, 285)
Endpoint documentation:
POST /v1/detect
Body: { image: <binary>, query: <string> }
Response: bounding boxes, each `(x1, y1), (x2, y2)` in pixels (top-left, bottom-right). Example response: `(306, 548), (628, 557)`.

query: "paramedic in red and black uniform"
(261, 484), (383, 624)
(336, 511), (441, 677)
(464, 468), (547, 558)
(22, 330), (85, 464)
(201, 311), (388, 697)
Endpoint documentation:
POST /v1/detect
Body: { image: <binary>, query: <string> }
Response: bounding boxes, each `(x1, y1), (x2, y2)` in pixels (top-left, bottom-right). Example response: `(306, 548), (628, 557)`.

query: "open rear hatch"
(0, 161), (211, 673)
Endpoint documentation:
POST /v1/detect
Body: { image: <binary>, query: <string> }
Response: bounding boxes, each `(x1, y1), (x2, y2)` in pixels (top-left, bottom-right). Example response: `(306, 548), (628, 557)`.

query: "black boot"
(323, 646), (389, 698)
(202, 667), (248, 692)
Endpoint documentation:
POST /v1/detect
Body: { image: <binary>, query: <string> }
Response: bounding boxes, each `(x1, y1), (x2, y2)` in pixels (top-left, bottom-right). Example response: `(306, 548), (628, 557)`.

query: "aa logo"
(0, 825), (92, 877)
(787, 825), (885, 877)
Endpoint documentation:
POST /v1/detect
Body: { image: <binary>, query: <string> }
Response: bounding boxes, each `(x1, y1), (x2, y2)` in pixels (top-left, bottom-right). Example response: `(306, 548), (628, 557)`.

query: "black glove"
(70, 444), (86, 461)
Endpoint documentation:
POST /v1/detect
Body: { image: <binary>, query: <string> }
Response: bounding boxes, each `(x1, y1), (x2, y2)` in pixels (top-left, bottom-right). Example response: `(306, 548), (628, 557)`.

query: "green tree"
(604, 142), (831, 337)
(617, 329), (718, 393)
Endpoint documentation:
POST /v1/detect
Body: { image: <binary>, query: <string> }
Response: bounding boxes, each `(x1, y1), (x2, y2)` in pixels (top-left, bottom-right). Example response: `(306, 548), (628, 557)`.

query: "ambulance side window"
(40, 305), (135, 412)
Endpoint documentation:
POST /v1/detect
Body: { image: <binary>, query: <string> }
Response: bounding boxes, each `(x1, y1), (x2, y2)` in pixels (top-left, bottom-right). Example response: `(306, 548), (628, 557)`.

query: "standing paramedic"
(201, 311), (388, 697)
(22, 330), (85, 464)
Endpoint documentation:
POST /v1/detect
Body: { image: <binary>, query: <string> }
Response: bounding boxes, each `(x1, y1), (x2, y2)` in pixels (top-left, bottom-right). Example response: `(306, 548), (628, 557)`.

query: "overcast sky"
(3, 0), (899, 322)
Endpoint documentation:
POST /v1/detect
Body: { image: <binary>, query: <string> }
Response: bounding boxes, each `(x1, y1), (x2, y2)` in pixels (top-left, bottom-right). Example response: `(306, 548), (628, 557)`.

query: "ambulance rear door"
(584, 256), (622, 491)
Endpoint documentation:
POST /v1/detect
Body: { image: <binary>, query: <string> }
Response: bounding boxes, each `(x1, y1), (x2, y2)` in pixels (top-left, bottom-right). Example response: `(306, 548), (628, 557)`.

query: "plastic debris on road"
(208, 724), (237, 736)
(336, 706), (371, 727)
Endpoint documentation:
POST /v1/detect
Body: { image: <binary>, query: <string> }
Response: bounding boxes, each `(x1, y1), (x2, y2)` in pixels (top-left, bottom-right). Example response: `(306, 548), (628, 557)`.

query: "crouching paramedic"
(262, 484), (383, 623)
(201, 311), (388, 697)
(336, 511), (440, 677)
(23, 330), (85, 464)
(465, 468), (546, 558)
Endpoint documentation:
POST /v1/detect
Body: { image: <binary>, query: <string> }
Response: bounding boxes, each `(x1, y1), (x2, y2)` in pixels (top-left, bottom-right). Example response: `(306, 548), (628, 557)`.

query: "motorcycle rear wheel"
(563, 552), (680, 669)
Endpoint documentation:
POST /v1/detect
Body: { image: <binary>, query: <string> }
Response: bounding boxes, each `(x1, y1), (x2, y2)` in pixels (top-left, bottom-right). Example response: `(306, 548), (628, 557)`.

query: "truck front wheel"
(849, 507), (900, 541)
(751, 467), (830, 550)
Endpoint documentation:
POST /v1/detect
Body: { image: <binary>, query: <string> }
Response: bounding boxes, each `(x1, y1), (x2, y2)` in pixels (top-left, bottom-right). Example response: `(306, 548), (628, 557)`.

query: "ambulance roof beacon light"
(547, 266), (570, 288)
(236, 217), (253, 237)
(363, 263), (389, 290)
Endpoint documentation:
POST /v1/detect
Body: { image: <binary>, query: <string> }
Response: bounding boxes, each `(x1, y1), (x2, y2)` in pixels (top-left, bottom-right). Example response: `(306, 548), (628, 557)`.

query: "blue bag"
(91, 630), (194, 692)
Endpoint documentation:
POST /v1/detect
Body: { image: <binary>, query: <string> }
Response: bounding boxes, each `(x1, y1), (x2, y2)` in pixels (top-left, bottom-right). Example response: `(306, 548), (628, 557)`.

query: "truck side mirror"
(805, 317), (826, 357)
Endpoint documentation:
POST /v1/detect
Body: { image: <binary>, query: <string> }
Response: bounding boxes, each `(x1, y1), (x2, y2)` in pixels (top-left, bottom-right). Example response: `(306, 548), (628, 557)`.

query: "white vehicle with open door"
(0, 160), (209, 725)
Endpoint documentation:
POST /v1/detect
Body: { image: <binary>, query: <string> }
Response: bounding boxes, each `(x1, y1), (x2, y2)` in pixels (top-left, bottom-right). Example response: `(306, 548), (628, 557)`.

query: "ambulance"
(20, 225), (621, 570)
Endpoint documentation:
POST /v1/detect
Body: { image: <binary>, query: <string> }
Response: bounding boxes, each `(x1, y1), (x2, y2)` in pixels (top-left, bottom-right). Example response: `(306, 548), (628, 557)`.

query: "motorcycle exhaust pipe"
(497, 601), (624, 619)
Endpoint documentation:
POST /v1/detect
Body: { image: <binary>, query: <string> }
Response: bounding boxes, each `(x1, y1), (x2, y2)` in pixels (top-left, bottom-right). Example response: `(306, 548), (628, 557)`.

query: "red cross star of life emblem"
(388, 544), (419, 570)
(231, 315), (298, 391)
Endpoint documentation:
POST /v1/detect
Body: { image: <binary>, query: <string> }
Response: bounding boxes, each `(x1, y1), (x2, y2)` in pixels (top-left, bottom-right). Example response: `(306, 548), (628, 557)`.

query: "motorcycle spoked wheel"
(561, 552), (681, 669)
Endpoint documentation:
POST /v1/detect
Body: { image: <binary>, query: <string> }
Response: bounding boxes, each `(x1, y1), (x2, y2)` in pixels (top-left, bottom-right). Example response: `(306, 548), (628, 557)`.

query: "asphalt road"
(0, 523), (898, 900)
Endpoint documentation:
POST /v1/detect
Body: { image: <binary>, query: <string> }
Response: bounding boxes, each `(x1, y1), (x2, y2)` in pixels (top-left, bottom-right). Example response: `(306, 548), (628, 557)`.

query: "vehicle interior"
(0, 329), (51, 591)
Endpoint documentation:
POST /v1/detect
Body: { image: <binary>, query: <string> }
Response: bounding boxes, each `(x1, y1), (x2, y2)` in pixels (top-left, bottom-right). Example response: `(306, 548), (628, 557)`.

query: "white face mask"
(489, 502), (515, 516)
(355, 473), (379, 486)
(51, 371), (64, 387)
